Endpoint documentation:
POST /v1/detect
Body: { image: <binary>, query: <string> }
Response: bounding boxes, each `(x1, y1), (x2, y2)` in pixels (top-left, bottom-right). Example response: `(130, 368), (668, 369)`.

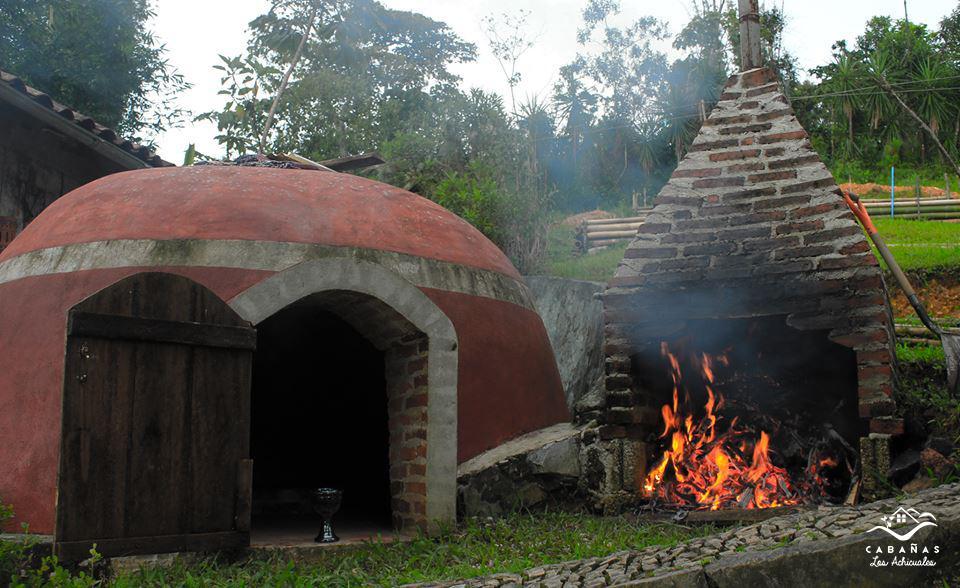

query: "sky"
(150, 0), (957, 163)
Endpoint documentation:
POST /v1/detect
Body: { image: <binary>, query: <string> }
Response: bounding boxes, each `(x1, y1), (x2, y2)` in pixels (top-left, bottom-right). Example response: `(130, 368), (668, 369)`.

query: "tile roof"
(0, 69), (174, 167)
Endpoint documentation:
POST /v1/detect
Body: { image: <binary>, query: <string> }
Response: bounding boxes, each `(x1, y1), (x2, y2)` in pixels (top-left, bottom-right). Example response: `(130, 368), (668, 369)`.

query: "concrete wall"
(526, 276), (605, 415)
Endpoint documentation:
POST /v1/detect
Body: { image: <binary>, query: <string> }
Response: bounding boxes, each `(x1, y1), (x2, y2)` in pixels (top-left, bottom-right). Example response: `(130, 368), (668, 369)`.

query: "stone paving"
(408, 483), (960, 587)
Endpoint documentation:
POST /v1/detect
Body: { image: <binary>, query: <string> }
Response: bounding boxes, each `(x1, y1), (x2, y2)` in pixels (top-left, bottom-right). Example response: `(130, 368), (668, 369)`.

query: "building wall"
(0, 264), (568, 535)
(0, 100), (128, 248)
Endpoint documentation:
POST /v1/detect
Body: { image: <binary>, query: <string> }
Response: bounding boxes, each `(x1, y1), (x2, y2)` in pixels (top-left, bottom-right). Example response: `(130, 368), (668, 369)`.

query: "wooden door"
(55, 272), (256, 560)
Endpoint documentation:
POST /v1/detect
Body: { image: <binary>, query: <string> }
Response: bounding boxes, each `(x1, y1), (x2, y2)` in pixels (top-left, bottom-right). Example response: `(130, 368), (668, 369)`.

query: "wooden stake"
(738, 0), (761, 70)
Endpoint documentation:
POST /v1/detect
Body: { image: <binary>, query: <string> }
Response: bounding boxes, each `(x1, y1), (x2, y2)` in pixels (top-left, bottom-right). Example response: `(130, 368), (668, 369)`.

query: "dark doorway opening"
(250, 297), (392, 545)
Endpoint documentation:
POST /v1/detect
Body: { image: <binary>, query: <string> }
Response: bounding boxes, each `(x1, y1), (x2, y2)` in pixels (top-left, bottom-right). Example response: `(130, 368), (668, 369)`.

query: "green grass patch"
(541, 224), (626, 282)
(3, 512), (715, 587)
(146, 514), (710, 587)
(870, 218), (960, 273)
(895, 342), (959, 450)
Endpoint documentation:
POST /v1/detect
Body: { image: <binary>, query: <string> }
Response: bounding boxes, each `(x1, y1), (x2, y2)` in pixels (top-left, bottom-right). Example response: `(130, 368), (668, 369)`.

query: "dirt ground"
(839, 182), (957, 199)
(889, 277), (960, 319)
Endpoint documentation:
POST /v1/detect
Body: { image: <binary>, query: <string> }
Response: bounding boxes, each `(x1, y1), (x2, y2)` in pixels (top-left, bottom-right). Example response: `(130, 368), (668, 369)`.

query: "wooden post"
(915, 176), (921, 217)
(738, 0), (761, 70)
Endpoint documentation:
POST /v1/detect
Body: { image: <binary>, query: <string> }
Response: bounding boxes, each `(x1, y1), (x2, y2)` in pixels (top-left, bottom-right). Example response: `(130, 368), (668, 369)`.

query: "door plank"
(56, 273), (254, 559)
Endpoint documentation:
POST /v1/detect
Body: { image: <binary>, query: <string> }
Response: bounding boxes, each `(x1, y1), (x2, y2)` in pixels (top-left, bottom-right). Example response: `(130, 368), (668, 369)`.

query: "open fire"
(641, 342), (841, 510)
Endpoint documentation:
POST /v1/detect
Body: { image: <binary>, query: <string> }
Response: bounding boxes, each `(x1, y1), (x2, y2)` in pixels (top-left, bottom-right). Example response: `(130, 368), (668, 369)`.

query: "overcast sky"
(150, 0), (957, 163)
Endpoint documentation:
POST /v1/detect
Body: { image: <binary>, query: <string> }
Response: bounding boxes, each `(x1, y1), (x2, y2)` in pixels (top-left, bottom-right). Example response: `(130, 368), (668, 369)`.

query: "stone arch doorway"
(229, 259), (458, 536)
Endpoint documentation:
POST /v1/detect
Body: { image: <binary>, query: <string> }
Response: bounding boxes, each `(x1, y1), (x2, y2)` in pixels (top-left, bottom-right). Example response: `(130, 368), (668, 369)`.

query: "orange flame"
(641, 343), (830, 510)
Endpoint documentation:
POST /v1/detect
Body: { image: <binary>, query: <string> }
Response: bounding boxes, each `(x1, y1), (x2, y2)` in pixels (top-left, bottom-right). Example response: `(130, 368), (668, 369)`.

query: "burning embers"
(642, 342), (842, 510)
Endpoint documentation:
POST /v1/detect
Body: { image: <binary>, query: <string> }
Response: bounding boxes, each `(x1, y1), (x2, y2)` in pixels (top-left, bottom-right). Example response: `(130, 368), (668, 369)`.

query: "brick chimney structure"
(582, 68), (901, 504)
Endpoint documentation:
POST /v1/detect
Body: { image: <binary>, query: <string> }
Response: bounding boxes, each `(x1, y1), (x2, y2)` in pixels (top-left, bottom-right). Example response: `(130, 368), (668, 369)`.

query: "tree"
(201, 0), (475, 159)
(0, 0), (188, 140)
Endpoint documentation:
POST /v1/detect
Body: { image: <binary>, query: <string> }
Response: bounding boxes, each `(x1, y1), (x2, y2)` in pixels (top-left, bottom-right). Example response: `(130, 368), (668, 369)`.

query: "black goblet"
(312, 488), (342, 543)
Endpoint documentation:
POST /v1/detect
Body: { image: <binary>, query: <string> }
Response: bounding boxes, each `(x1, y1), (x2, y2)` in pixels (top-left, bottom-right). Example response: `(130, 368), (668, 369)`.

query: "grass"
(2, 512), (715, 587)
(870, 218), (960, 274)
(895, 341), (960, 452)
(541, 224), (627, 282)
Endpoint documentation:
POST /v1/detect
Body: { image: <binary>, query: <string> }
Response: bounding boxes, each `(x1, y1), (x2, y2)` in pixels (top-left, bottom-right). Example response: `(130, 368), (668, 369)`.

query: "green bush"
(432, 163), (549, 274)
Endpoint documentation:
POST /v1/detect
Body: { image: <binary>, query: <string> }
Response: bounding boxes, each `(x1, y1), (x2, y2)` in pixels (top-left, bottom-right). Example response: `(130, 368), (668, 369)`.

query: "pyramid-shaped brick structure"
(600, 68), (900, 445)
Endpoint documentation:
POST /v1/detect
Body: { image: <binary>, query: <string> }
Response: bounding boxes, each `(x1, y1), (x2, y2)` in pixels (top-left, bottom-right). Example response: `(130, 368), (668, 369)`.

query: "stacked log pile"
(861, 198), (960, 220)
(575, 209), (652, 253)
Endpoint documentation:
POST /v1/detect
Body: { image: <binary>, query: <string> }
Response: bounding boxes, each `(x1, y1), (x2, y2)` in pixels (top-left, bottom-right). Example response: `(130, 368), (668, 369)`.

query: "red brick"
(723, 186), (776, 200)
(741, 68), (777, 88)
(405, 393), (428, 409)
(406, 482), (427, 495)
(719, 123), (773, 135)
(672, 167), (722, 178)
(741, 137), (756, 145)
(858, 365), (894, 379)
(791, 203), (834, 218)
(756, 108), (793, 122)
(767, 154), (821, 169)
(708, 148), (761, 162)
(745, 82), (780, 97)
(409, 463), (426, 476)
(728, 210), (787, 225)
(775, 220), (824, 234)
(727, 162), (765, 173)
(819, 254), (877, 269)
(840, 241), (871, 254)
(406, 358), (427, 374)
(719, 91), (742, 100)
(688, 138), (739, 152)
(857, 350), (893, 363)
(869, 417), (904, 436)
(764, 147), (785, 157)
(738, 100), (760, 110)
(781, 177), (836, 195)
(692, 176), (745, 189)
(700, 203), (751, 217)
(748, 170), (797, 183)
(683, 242), (737, 256)
(742, 236), (801, 253)
(753, 195), (811, 210)
(804, 226), (863, 243)
(773, 245), (833, 260)
(758, 130), (807, 144)
(623, 247), (677, 259)
(703, 114), (754, 126)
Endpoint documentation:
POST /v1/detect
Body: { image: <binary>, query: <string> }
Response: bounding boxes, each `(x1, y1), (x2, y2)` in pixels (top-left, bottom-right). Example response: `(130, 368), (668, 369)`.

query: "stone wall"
(526, 276), (605, 414)
(458, 424), (585, 518)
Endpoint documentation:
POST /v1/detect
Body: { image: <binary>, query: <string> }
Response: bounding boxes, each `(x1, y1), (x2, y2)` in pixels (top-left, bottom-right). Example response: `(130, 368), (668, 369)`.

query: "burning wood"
(641, 342), (840, 510)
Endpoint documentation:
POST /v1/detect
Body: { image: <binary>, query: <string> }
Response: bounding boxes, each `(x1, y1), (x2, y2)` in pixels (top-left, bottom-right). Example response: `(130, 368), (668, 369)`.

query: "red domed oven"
(0, 166), (568, 558)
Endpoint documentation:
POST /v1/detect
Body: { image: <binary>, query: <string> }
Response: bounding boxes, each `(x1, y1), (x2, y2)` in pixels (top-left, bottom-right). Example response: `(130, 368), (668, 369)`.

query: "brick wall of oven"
(596, 68), (901, 480)
(385, 334), (430, 530)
